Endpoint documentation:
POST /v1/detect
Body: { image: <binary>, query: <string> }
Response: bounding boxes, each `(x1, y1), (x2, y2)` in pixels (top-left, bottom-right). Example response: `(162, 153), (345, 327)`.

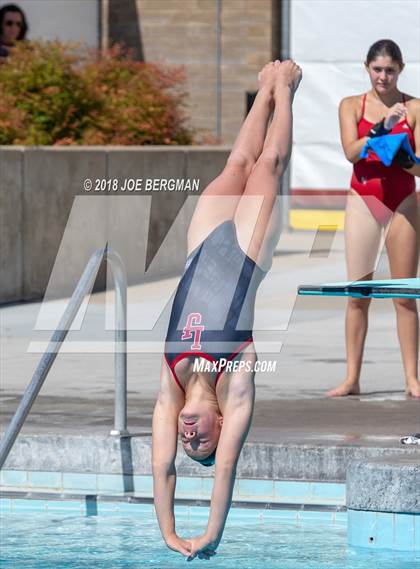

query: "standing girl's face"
(1, 11), (23, 45)
(365, 55), (402, 95)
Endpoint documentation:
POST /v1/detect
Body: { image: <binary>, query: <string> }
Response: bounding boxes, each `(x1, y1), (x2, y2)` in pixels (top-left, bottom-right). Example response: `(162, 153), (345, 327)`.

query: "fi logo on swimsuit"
(181, 312), (205, 350)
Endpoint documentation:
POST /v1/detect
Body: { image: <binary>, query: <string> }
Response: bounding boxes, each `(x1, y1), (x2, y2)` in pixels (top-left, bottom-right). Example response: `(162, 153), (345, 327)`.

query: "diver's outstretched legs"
(234, 60), (302, 268)
(187, 62), (279, 253)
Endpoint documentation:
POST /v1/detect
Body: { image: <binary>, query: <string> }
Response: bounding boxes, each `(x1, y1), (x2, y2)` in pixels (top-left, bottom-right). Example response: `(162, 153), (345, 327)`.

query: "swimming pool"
(1, 500), (418, 568)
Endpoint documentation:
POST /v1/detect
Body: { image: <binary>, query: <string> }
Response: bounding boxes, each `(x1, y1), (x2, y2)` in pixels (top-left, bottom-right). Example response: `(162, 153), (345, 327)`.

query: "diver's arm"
(185, 393), (256, 561)
(205, 384), (255, 546)
(152, 361), (190, 556)
(152, 397), (178, 541)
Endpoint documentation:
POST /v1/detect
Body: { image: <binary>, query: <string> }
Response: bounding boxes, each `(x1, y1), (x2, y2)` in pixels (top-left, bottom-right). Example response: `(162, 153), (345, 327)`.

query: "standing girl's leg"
(385, 193), (420, 397)
(233, 60), (302, 269)
(188, 62), (278, 254)
(327, 191), (382, 396)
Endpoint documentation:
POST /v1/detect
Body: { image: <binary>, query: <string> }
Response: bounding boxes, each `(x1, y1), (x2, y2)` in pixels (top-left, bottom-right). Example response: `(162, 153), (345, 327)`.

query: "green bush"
(0, 41), (198, 145)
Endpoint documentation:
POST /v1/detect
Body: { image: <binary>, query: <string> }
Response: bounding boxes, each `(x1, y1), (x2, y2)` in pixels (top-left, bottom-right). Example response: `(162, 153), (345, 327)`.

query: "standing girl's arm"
(338, 96), (367, 163)
(404, 98), (420, 177)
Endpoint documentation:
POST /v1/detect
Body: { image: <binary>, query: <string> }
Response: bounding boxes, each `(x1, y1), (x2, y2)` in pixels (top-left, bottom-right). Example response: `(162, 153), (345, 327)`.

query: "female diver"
(329, 39), (420, 398)
(152, 59), (302, 561)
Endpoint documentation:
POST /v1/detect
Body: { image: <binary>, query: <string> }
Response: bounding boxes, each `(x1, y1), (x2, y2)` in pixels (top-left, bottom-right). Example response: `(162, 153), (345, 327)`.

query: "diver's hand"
(186, 533), (219, 561)
(165, 532), (192, 557)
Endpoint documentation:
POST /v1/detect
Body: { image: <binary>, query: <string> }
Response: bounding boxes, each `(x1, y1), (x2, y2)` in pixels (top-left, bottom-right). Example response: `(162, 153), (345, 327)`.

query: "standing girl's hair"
(365, 39), (404, 69)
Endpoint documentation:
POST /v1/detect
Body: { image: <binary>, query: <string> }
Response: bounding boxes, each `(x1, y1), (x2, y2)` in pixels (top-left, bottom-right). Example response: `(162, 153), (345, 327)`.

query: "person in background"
(329, 39), (420, 398)
(0, 3), (28, 60)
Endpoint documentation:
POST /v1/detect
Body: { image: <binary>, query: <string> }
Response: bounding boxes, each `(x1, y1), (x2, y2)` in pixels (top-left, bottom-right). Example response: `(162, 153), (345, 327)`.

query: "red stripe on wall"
(290, 189), (347, 209)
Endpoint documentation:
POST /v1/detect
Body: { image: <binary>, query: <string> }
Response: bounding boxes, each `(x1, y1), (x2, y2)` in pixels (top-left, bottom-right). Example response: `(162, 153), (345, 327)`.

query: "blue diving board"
(298, 278), (420, 299)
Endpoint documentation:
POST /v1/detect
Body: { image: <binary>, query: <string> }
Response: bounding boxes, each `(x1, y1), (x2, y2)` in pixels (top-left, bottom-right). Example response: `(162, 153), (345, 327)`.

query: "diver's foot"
(405, 378), (420, 398)
(257, 60), (279, 95)
(274, 59), (302, 99)
(326, 381), (360, 397)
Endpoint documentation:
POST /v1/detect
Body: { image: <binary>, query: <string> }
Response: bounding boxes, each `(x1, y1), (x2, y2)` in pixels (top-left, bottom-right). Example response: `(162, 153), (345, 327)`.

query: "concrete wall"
(0, 146), (230, 305)
(3, 434), (419, 482)
(0, 148), (23, 301)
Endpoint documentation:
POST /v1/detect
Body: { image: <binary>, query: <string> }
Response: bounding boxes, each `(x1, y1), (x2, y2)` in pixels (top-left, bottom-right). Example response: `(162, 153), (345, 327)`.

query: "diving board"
(298, 278), (420, 299)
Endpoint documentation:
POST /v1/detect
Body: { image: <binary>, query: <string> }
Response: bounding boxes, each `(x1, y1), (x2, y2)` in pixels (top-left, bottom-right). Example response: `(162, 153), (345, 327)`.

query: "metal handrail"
(0, 245), (128, 469)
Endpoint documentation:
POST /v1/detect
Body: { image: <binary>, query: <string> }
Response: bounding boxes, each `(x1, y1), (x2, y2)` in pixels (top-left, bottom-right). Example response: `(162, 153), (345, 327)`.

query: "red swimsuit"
(350, 93), (416, 225)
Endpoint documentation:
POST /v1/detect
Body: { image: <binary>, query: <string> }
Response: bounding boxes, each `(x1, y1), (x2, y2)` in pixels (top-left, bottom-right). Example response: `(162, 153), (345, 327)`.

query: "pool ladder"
(0, 245), (128, 469)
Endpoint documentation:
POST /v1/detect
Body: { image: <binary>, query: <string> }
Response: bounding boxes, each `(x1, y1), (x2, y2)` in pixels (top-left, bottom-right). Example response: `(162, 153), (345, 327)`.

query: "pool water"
(1, 502), (418, 568)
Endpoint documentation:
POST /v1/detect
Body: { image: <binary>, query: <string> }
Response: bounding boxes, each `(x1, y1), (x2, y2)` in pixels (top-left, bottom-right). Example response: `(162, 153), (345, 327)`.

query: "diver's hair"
(0, 4), (28, 41)
(366, 39), (404, 69)
(191, 448), (217, 467)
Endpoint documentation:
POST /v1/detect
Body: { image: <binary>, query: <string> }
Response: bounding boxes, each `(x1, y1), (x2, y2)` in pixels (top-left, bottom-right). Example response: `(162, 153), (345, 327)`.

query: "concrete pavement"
(1, 229), (419, 457)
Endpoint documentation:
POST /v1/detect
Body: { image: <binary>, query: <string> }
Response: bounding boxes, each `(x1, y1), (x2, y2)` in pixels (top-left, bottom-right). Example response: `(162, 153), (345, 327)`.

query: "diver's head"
(178, 401), (223, 466)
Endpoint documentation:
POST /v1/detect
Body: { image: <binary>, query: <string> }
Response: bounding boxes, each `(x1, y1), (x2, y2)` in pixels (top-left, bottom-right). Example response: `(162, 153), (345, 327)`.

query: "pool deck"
(1, 230), (419, 484)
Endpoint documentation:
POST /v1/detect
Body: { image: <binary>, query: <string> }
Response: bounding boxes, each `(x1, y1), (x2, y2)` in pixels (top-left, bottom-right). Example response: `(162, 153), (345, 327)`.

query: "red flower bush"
(0, 41), (198, 145)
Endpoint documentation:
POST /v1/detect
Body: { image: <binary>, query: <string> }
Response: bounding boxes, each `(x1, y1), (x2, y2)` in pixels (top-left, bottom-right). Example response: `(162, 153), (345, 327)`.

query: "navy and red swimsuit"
(351, 93), (416, 224)
(164, 220), (267, 392)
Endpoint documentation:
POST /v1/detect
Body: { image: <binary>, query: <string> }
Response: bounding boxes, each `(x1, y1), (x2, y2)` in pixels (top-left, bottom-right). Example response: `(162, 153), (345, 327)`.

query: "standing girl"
(329, 39), (420, 398)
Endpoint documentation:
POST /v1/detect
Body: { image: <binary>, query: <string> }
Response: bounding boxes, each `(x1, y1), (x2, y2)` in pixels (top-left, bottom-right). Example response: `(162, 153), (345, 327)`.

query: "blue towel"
(360, 133), (420, 166)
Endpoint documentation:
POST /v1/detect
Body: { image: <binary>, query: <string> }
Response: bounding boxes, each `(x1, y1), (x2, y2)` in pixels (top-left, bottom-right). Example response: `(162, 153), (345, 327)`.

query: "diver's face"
(366, 55), (401, 94)
(178, 408), (222, 460)
(2, 11), (23, 44)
